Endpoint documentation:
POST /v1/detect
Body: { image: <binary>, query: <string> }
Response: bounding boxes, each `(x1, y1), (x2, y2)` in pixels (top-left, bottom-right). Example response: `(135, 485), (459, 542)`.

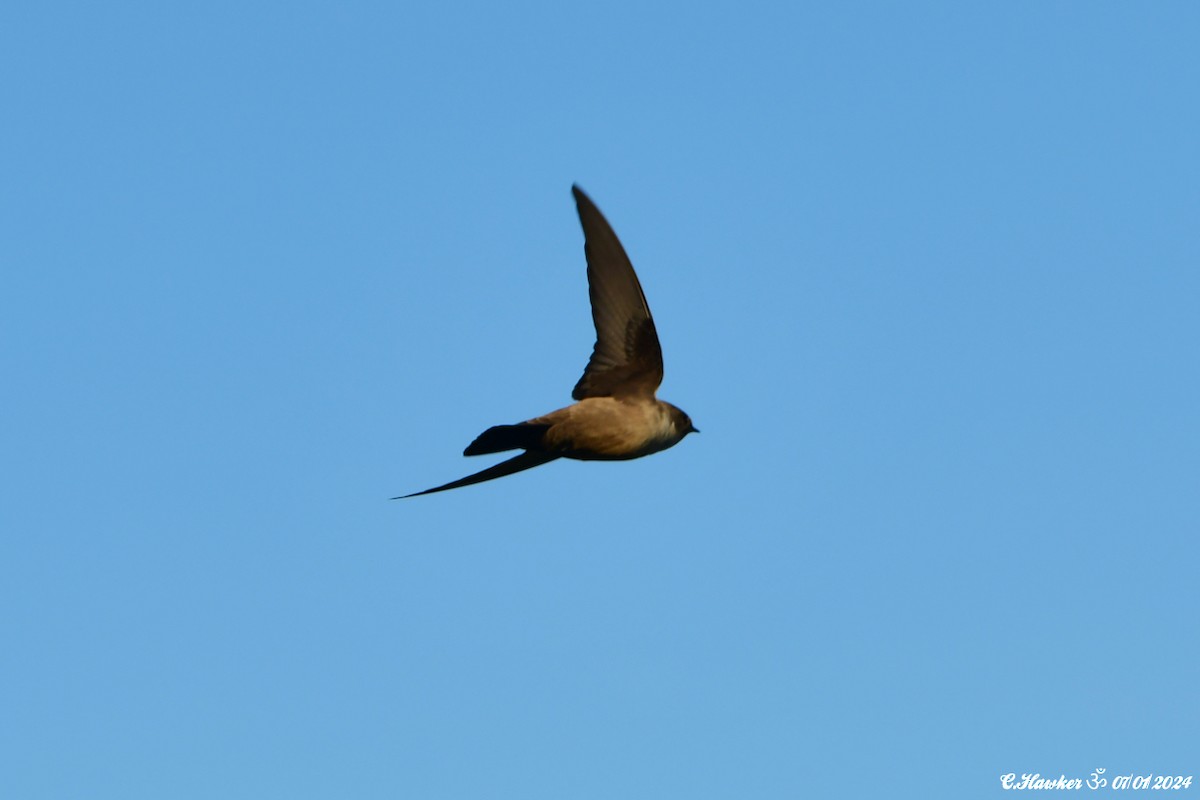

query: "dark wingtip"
(572, 185), (604, 224)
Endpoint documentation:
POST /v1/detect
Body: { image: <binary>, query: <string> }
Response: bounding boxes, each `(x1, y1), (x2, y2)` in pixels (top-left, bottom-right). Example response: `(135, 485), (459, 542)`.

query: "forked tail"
(463, 423), (550, 456)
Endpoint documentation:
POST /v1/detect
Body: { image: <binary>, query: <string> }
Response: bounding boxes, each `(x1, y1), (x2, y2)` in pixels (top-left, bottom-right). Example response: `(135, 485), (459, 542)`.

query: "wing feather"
(394, 451), (560, 499)
(571, 186), (664, 400)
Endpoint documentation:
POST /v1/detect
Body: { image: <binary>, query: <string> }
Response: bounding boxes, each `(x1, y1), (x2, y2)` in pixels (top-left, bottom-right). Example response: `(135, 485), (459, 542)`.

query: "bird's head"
(665, 403), (699, 438)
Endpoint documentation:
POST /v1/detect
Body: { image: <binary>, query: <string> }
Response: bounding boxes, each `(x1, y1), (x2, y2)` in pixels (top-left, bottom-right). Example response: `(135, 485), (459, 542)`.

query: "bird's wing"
(570, 185), (664, 400)
(394, 451), (560, 499)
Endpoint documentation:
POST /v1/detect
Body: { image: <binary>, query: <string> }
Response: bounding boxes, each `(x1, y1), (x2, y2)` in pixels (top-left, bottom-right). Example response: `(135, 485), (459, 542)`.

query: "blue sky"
(2, 2), (1197, 797)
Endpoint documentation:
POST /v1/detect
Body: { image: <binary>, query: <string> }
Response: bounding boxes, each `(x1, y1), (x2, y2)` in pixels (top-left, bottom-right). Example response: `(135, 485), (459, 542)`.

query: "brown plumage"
(398, 185), (697, 499)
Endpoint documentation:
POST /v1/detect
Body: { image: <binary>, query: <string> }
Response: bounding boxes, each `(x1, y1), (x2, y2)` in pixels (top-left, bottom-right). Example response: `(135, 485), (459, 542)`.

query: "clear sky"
(2, 2), (1197, 798)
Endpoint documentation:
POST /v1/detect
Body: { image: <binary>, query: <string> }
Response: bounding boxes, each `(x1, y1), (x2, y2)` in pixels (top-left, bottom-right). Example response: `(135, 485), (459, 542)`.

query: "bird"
(396, 185), (697, 499)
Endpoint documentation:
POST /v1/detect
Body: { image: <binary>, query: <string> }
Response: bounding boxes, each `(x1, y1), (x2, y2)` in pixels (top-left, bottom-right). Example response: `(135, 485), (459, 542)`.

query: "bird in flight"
(397, 185), (697, 499)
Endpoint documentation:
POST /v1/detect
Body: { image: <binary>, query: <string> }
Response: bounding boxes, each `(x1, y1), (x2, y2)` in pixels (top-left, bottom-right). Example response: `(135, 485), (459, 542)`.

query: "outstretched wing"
(394, 451), (560, 499)
(571, 185), (664, 400)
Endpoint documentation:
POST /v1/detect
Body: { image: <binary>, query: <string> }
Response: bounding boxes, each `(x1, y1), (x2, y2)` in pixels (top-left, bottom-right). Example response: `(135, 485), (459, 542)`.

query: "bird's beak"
(690, 425), (700, 434)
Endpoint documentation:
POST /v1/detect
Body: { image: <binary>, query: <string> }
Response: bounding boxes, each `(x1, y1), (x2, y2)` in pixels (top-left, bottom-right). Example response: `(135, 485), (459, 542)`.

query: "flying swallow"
(397, 185), (697, 498)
